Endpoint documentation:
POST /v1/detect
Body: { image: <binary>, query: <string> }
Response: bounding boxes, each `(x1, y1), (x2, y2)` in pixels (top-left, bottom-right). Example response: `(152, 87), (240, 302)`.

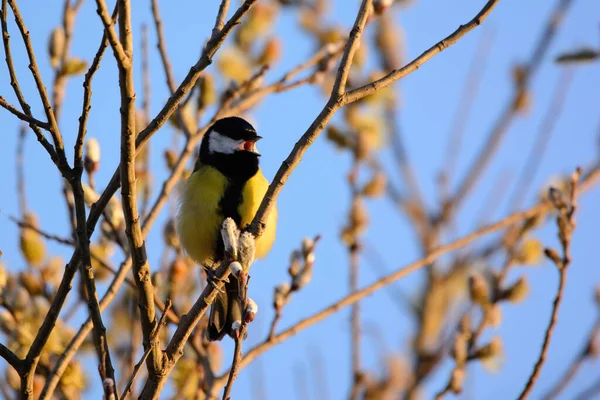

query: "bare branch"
(211, 0), (230, 37)
(222, 323), (248, 400)
(0, 97), (50, 129)
(116, 0), (163, 388)
(214, 167), (600, 386)
(248, 0), (373, 238)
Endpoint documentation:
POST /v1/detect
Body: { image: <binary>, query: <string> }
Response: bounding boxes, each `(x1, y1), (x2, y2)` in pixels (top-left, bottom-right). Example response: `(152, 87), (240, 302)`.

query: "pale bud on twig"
(450, 368), (465, 394)
(288, 250), (303, 277)
(231, 320), (242, 339)
(245, 298), (258, 323)
(544, 247), (563, 268)
(468, 274), (490, 308)
(48, 27), (65, 68)
(84, 137), (101, 174)
(0, 309), (17, 333)
(229, 261), (244, 278)
(373, 0), (393, 14)
(238, 231), (256, 268)
(548, 187), (569, 214)
(274, 282), (290, 309)
(301, 237), (314, 257)
(292, 267), (313, 290)
(221, 218), (240, 259)
(102, 378), (116, 400)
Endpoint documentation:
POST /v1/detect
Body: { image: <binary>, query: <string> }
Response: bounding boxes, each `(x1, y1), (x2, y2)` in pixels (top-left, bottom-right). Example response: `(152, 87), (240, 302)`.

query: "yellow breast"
(176, 164), (277, 267)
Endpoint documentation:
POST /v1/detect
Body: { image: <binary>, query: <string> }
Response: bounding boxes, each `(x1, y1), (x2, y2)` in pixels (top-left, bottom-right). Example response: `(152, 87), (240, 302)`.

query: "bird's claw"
(205, 268), (229, 293)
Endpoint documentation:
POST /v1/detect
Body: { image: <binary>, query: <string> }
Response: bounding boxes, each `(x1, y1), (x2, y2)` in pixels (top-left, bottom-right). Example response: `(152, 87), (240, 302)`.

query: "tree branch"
(248, 0), (373, 238)
(213, 167), (600, 386)
(0, 96), (50, 129)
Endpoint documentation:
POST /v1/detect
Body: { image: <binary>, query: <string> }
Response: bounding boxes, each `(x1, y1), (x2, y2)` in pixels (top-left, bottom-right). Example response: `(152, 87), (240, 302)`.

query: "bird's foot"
(205, 268), (230, 293)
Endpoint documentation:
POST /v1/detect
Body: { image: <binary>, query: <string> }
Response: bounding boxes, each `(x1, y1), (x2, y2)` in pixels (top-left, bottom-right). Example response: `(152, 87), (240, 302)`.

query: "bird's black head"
(197, 116), (262, 182)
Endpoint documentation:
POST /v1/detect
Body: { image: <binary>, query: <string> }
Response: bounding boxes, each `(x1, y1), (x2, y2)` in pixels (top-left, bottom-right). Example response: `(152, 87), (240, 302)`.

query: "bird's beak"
(239, 136), (262, 156)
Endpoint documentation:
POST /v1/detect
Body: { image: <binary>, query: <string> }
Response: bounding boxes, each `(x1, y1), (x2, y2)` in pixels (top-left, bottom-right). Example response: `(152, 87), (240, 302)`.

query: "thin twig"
(222, 323), (248, 400)
(95, 0), (129, 66)
(517, 167), (582, 399)
(211, 0), (230, 37)
(248, 0), (373, 238)
(541, 318), (600, 400)
(249, 0), (501, 238)
(0, 97), (51, 129)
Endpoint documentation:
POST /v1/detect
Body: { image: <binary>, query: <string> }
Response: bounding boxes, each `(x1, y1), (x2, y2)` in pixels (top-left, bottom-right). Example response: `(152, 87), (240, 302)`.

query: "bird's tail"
(207, 275), (243, 341)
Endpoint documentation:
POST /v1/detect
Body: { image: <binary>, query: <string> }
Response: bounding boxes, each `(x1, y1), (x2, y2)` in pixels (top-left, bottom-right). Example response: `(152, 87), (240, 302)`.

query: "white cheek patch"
(209, 131), (243, 154)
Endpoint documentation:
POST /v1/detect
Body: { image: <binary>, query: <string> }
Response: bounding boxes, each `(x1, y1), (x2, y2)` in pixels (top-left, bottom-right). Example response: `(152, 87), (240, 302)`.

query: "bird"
(176, 116), (277, 341)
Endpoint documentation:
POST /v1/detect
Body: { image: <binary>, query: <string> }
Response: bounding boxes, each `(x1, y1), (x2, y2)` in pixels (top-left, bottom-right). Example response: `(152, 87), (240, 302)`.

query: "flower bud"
(197, 73), (216, 112)
(288, 250), (302, 277)
(20, 213), (46, 268)
(516, 238), (543, 266)
(61, 57), (88, 76)
(468, 274), (490, 308)
(230, 320), (242, 338)
(450, 368), (465, 394)
(544, 247), (563, 267)
(292, 267), (313, 290)
(48, 27), (65, 68)
(84, 137), (101, 174)
(274, 282), (290, 309)
(501, 276), (529, 304)
(245, 298), (258, 323)
(362, 172), (387, 198)
(164, 149), (178, 170)
(229, 261), (244, 278)
(163, 219), (181, 251)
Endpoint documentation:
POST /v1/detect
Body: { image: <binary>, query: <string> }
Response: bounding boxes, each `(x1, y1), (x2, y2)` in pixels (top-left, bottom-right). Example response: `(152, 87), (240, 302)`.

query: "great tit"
(176, 116), (277, 341)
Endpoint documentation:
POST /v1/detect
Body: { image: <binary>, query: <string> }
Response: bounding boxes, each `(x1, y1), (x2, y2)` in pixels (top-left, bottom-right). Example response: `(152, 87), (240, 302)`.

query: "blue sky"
(1, 0), (600, 399)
